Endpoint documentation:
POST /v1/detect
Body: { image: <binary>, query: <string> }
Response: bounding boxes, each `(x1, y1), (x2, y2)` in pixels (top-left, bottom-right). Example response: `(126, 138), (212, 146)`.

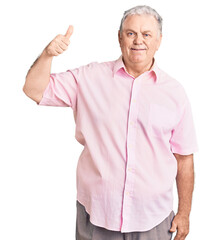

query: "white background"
(0, 0), (220, 239)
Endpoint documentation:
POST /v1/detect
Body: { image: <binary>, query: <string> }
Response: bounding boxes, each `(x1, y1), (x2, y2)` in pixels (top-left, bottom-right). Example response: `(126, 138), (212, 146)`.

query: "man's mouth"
(131, 48), (146, 51)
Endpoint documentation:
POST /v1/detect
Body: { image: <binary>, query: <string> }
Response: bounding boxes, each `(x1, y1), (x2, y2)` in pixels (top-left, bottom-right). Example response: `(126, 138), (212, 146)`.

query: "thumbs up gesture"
(44, 25), (73, 57)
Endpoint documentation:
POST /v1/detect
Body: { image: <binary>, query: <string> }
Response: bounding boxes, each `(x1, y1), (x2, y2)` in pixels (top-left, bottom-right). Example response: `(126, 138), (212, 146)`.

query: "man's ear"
(156, 34), (162, 51)
(118, 30), (122, 46)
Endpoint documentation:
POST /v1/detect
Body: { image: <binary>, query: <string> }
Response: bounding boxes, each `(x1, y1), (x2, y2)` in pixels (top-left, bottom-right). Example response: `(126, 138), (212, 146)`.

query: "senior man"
(23, 5), (198, 240)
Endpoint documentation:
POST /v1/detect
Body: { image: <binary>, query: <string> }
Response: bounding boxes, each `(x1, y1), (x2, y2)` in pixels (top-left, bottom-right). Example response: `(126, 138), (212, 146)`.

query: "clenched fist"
(44, 25), (73, 57)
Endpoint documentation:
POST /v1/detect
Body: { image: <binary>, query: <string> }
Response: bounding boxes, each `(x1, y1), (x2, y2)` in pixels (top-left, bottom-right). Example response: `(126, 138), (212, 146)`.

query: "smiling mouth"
(131, 48), (146, 51)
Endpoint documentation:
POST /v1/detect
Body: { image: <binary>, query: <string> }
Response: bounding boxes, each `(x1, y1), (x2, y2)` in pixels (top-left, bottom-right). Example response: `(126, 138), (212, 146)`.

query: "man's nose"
(133, 34), (143, 44)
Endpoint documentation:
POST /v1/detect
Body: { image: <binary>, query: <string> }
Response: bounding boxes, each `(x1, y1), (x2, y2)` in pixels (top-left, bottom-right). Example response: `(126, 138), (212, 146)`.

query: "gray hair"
(119, 5), (163, 36)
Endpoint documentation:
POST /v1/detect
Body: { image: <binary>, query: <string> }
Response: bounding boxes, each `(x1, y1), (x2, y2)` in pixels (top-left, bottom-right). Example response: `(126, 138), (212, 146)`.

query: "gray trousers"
(76, 200), (175, 240)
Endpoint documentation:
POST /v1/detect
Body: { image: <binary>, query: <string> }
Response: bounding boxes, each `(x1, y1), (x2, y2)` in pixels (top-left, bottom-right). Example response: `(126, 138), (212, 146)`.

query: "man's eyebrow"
(124, 29), (136, 32)
(124, 29), (152, 33)
(143, 30), (152, 33)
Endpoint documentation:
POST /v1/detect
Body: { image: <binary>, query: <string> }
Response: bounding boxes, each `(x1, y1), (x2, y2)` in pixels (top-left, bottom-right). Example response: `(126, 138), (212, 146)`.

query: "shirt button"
(128, 168), (135, 173)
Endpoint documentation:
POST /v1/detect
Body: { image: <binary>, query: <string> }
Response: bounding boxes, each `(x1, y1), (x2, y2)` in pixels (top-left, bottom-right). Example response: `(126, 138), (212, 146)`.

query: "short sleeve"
(169, 98), (199, 155)
(37, 69), (78, 109)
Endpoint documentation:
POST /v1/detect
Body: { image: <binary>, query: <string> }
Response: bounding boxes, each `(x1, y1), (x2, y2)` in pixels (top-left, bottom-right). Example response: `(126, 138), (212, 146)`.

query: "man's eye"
(128, 32), (134, 36)
(144, 34), (150, 37)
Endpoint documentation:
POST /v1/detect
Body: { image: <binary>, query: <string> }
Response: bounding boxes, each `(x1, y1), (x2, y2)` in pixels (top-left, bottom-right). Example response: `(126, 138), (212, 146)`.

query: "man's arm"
(175, 153), (194, 216)
(23, 50), (53, 104)
(170, 153), (194, 240)
(23, 25), (73, 104)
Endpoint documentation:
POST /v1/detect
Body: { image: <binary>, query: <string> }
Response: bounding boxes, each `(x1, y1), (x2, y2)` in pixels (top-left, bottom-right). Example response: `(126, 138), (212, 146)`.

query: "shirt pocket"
(148, 103), (177, 138)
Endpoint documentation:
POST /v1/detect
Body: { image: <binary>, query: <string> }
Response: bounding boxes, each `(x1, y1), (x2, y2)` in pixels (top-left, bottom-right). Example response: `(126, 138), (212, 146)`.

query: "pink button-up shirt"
(38, 56), (198, 233)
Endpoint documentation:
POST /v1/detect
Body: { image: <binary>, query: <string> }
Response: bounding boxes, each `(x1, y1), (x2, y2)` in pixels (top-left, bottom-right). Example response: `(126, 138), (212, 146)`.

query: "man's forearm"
(174, 153), (194, 216)
(23, 49), (53, 103)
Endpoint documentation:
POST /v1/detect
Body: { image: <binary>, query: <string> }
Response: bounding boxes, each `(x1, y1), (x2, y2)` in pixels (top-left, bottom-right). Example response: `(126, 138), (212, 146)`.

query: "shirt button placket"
(121, 77), (141, 231)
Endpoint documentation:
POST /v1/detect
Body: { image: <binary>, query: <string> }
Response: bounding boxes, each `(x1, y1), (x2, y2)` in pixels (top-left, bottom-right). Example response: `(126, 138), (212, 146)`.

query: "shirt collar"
(113, 55), (160, 83)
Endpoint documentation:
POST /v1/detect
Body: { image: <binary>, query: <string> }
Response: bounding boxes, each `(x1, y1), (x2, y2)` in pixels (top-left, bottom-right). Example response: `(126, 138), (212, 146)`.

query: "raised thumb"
(64, 25), (74, 39)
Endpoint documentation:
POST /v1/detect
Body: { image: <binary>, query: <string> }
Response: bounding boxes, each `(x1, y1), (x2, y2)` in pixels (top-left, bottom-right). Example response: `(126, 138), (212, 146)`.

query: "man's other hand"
(169, 213), (190, 240)
(44, 25), (74, 57)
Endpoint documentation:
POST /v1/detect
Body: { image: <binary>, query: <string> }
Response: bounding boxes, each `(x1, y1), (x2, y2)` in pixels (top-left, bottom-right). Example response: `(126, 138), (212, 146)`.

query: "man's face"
(118, 14), (162, 68)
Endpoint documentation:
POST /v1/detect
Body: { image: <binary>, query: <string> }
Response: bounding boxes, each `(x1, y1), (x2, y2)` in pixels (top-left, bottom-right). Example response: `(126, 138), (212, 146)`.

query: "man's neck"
(123, 59), (154, 78)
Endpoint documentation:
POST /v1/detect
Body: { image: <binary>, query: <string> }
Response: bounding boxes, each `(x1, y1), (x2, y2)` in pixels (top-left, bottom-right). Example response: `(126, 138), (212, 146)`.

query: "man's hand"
(44, 25), (74, 57)
(169, 213), (189, 240)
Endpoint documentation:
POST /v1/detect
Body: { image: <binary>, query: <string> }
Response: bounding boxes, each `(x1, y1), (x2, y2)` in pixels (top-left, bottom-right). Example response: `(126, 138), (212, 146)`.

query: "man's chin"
(130, 58), (146, 64)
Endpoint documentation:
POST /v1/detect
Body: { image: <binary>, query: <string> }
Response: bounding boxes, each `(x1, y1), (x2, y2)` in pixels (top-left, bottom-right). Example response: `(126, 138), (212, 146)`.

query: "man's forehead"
(122, 14), (158, 31)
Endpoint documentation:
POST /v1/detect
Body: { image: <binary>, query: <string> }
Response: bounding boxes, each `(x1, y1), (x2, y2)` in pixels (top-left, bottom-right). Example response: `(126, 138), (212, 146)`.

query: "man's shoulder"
(67, 59), (117, 79)
(157, 66), (188, 100)
(158, 67), (185, 87)
(75, 59), (116, 72)
(158, 67), (179, 84)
